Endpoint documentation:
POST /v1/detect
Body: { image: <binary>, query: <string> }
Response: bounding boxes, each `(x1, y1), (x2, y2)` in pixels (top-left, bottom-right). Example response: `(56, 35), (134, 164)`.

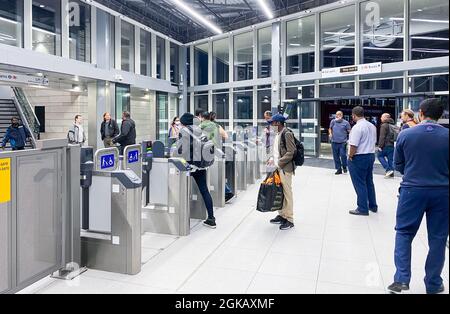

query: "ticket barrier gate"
(80, 147), (142, 275)
(208, 149), (226, 208)
(223, 143), (238, 198)
(234, 141), (247, 191)
(245, 137), (256, 185)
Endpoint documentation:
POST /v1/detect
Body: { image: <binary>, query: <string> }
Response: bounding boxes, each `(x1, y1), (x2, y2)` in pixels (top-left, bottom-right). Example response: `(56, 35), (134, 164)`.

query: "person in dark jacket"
(388, 98), (449, 295)
(112, 111), (136, 155)
(377, 113), (396, 178)
(100, 112), (120, 148)
(1, 117), (31, 151)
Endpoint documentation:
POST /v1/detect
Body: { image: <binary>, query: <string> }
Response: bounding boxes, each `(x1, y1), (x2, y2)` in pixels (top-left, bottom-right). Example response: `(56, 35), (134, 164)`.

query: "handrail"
(11, 87), (40, 147)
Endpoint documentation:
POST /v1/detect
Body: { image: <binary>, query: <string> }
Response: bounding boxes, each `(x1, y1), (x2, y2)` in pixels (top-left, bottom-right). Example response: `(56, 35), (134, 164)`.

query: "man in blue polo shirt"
(388, 98), (449, 294)
(347, 106), (378, 216)
(329, 111), (352, 175)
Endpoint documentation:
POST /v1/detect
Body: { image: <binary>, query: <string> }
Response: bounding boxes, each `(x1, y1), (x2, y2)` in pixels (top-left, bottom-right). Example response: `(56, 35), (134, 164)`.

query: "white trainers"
(385, 170), (394, 178)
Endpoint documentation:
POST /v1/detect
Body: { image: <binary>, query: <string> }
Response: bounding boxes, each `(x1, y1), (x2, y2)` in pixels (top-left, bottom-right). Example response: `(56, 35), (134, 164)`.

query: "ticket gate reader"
(141, 141), (153, 207)
(80, 147), (142, 275)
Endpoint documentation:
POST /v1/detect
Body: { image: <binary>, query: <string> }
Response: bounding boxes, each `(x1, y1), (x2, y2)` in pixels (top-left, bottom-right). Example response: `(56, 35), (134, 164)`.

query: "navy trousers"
(377, 146), (395, 172)
(394, 187), (449, 293)
(332, 142), (348, 170)
(191, 169), (215, 220)
(348, 154), (378, 213)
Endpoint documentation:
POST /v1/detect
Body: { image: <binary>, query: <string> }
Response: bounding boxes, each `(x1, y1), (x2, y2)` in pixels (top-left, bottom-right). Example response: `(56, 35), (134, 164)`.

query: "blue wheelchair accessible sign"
(128, 150), (139, 164)
(100, 154), (115, 170)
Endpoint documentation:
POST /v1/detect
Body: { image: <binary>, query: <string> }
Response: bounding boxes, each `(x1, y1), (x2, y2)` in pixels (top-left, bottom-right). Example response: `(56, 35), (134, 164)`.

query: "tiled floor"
(18, 166), (449, 294)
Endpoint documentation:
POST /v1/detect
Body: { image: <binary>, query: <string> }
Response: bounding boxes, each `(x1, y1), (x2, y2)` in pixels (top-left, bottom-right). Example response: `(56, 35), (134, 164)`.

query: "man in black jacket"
(100, 112), (120, 148)
(113, 111), (136, 155)
(377, 113), (396, 178)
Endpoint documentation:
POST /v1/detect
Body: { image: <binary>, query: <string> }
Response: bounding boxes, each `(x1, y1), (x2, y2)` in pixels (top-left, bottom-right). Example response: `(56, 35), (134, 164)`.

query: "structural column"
(271, 22), (281, 111)
(88, 81), (115, 150)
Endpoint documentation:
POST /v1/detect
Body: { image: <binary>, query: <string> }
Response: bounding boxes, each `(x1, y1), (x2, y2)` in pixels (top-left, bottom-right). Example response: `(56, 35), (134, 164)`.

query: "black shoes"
(427, 284), (445, 294)
(280, 220), (294, 230)
(369, 207), (378, 213)
(203, 218), (217, 229)
(349, 209), (369, 216)
(225, 192), (234, 203)
(343, 167), (348, 174)
(387, 282), (410, 294)
(335, 169), (343, 175)
(270, 215), (286, 224)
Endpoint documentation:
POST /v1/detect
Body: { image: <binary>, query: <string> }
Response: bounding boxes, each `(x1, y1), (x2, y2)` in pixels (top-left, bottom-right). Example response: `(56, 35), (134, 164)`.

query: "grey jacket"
(68, 124), (86, 145)
(277, 127), (297, 173)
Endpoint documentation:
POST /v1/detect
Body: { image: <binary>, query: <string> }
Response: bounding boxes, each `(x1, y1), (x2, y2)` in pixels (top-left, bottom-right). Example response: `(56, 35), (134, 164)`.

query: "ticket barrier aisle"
(223, 143), (238, 198)
(234, 141), (247, 191)
(207, 149), (226, 208)
(80, 147), (142, 275)
(245, 137), (256, 185)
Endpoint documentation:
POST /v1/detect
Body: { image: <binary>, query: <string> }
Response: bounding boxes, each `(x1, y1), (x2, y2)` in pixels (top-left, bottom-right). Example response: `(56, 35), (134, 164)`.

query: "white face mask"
(175, 121), (181, 126)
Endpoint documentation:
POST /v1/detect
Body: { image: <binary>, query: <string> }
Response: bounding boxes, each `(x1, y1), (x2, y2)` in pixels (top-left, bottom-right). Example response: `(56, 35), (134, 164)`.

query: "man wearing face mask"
(388, 98), (449, 295)
(329, 111), (351, 175)
(1, 117), (32, 151)
(267, 114), (296, 230)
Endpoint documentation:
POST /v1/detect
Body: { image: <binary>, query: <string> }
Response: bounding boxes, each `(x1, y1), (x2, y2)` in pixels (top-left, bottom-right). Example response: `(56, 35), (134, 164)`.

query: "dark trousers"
(12, 146), (25, 151)
(191, 169), (215, 220)
(377, 146), (395, 172)
(394, 187), (449, 293)
(348, 154), (378, 213)
(331, 142), (347, 170)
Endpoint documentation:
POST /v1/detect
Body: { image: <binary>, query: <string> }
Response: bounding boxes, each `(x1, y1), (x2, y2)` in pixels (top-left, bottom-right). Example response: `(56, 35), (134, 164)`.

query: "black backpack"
(178, 126), (215, 169)
(281, 129), (305, 167)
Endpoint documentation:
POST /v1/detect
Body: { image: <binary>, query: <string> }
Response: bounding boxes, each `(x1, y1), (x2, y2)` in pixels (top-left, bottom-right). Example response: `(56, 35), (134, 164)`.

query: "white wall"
(130, 89), (156, 144)
(23, 88), (89, 141)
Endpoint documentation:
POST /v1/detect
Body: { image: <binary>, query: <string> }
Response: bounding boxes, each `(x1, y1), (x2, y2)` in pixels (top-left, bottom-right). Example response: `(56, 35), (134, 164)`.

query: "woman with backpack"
(177, 112), (216, 229)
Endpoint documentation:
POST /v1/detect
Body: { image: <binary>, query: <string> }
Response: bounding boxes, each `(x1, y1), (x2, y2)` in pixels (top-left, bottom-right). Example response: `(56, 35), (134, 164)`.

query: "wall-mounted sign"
(0, 72), (49, 86)
(0, 158), (11, 204)
(127, 150), (139, 164)
(100, 154), (115, 170)
(321, 62), (382, 79)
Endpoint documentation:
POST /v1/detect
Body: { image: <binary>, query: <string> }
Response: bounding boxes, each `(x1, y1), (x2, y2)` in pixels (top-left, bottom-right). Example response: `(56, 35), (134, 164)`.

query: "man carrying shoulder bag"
(267, 114), (297, 230)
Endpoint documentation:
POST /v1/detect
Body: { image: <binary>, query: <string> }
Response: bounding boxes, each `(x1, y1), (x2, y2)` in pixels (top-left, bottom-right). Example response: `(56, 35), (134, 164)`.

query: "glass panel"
(170, 43), (179, 84)
(121, 21), (134, 72)
(258, 27), (271, 78)
(156, 36), (166, 79)
(212, 91), (229, 129)
(234, 32), (253, 81)
(285, 85), (315, 100)
(320, 6), (355, 68)
(69, 0), (91, 62)
(0, 0), (23, 47)
(360, 78), (404, 95)
(194, 43), (208, 85)
(212, 38), (229, 83)
(32, 0), (62, 56)
(186, 48), (191, 86)
(17, 153), (60, 285)
(156, 92), (169, 145)
(286, 15), (315, 74)
(320, 82), (355, 97)
(108, 13), (115, 69)
(115, 84), (130, 126)
(194, 93), (208, 113)
(140, 30), (151, 76)
(411, 74), (449, 92)
(411, 0), (449, 60)
(257, 88), (271, 129)
(299, 101), (319, 156)
(360, 0), (404, 64)
(233, 89), (253, 128)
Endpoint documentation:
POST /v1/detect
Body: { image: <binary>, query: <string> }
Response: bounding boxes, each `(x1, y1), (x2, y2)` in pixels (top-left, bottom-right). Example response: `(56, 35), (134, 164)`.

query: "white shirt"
(273, 132), (281, 167)
(348, 118), (377, 155)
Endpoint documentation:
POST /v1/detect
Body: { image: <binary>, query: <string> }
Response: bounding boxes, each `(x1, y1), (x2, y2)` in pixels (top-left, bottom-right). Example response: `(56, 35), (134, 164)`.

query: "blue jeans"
(377, 146), (394, 172)
(332, 142), (348, 170)
(225, 182), (232, 194)
(348, 154), (378, 213)
(191, 170), (215, 220)
(394, 187), (449, 293)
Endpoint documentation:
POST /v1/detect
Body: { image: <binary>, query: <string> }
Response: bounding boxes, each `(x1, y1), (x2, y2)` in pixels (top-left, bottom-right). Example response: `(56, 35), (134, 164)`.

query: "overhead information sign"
(0, 158), (11, 204)
(0, 72), (49, 86)
(321, 62), (382, 78)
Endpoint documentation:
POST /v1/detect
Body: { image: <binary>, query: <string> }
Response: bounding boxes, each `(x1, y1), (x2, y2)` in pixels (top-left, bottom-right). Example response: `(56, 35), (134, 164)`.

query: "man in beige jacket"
(267, 114), (296, 230)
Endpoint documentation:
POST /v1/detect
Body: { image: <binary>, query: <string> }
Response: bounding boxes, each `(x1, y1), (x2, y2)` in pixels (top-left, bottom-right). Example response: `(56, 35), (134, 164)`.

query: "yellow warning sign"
(0, 158), (11, 203)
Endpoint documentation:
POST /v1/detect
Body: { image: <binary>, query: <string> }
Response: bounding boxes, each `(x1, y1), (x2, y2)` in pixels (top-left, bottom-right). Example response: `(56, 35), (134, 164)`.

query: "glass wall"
(319, 80), (355, 97)
(320, 5), (355, 68)
(194, 92), (208, 113)
(286, 15), (315, 74)
(115, 84), (131, 126)
(360, 78), (404, 95)
(360, 0), (404, 64)
(233, 87), (253, 128)
(212, 90), (229, 129)
(156, 92), (169, 145)
(234, 32), (253, 81)
(0, 0), (23, 47)
(121, 21), (134, 72)
(140, 30), (151, 76)
(257, 86), (271, 129)
(69, 0), (91, 62)
(212, 38), (229, 83)
(194, 43), (208, 85)
(410, 0), (449, 60)
(170, 43), (179, 84)
(258, 27), (272, 78)
(156, 36), (166, 79)
(108, 13), (115, 69)
(32, 0), (61, 56)
(410, 74), (449, 92)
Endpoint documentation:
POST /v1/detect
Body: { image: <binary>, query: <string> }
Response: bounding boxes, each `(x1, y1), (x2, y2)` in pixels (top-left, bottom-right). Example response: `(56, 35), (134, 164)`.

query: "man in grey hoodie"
(377, 113), (397, 178)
